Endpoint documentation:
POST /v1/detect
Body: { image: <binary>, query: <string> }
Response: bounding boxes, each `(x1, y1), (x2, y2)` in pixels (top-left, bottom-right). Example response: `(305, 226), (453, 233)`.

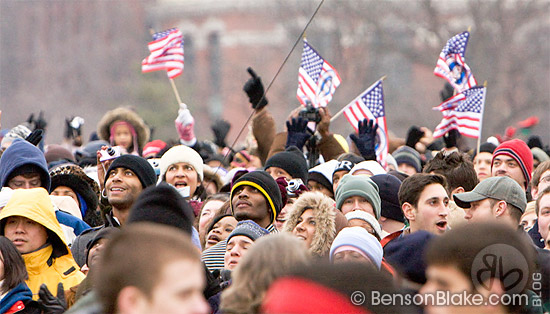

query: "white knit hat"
(158, 145), (204, 183)
(345, 210), (382, 239)
(349, 160), (386, 176)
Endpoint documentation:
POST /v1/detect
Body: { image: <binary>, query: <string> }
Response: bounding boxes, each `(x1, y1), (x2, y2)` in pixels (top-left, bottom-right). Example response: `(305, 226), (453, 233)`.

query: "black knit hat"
(127, 183), (194, 234)
(105, 155), (157, 188)
(264, 146), (308, 182)
(370, 174), (405, 223)
(230, 170), (283, 223)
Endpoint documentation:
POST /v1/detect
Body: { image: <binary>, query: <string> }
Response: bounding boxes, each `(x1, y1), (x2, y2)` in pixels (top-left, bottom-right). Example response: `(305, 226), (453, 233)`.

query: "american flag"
(433, 86), (486, 139)
(142, 28), (184, 79)
(434, 31), (477, 93)
(343, 80), (388, 168)
(297, 39), (341, 108)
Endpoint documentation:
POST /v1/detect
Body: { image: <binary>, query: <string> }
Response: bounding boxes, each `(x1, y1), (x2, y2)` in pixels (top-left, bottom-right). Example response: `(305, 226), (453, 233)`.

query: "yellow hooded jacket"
(0, 188), (85, 299)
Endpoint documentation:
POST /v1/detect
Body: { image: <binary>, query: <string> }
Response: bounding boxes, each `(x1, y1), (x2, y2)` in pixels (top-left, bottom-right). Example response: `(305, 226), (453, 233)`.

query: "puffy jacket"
(0, 188), (85, 299)
(0, 139), (50, 190)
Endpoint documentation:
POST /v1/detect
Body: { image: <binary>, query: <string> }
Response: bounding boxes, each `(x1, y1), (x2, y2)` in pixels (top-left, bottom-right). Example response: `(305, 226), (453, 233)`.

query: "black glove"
(285, 117), (310, 151)
(211, 119), (231, 148)
(440, 82), (454, 101)
(25, 129), (43, 146)
(27, 111), (48, 131)
(405, 126), (424, 148)
(350, 119), (378, 161)
(243, 67), (268, 110)
(443, 129), (460, 149)
(38, 283), (67, 314)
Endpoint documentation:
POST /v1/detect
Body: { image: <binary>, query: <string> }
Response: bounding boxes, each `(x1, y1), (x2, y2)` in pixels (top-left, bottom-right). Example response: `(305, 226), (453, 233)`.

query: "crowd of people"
(0, 70), (549, 314)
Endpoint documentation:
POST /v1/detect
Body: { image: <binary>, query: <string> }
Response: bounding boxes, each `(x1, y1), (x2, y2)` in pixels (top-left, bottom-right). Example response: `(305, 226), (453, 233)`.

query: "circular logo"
(471, 244), (529, 294)
(350, 291), (365, 306)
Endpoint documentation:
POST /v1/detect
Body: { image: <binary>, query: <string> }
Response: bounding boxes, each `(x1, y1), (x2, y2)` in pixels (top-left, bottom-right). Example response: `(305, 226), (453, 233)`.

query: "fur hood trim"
(283, 191), (336, 257)
(97, 107), (150, 152)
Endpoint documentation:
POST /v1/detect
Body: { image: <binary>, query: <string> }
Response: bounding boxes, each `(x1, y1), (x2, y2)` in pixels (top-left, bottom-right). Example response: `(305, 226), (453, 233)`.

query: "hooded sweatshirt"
(283, 192), (337, 258)
(0, 188), (85, 299)
(0, 139), (50, 191)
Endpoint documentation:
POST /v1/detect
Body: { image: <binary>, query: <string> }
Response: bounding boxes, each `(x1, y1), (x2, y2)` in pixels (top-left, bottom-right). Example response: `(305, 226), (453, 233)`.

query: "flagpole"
(476, 81), (488, 154)
(149, 28), (183, 105)
(330, 75), (387, 123)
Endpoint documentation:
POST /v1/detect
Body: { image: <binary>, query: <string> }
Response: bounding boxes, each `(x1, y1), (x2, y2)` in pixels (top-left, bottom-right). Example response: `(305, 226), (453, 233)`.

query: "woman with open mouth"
(158, 145), (206, 203)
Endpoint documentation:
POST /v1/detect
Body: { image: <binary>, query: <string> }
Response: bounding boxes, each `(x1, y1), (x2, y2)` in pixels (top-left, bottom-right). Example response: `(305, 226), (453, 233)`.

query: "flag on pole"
(434, 31), (477, 93)
(142, 28), (184, 79)
(433, 86), (486, 139)
(297, 39), (341, 108)
(342, 80), (388, 168)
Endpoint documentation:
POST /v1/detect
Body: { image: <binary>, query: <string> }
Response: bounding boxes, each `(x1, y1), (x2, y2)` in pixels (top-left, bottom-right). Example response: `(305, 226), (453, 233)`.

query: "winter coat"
(0, 139), (50, 190)
(251, 108), (276, 165)
(0, 188), (85, 299)
(0, 282), (41, 314)
(96, 107), (150, 155)
(268, 131), (346, 163)
(283, 191), (337, 258)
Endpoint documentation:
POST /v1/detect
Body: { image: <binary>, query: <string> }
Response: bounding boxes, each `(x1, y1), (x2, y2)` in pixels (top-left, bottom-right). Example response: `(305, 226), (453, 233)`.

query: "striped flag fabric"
(432, 86), (486, 139)
(142, 28), (184, 79)
(297, 39), (341, 108)
(434, 31), (477, 93)
(343, 80), (388, 168)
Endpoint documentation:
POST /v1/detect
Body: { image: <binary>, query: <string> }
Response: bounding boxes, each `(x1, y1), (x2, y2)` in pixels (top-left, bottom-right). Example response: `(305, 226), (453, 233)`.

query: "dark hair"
(532, 160), (550, 189)
(486, 199), (523, 224)
(94, 223), (201, 314)
(0, 236), (29, 293)
(423, 151), (478, 192)
(398, 173), (447, 208)
(426, 222), (536, 312)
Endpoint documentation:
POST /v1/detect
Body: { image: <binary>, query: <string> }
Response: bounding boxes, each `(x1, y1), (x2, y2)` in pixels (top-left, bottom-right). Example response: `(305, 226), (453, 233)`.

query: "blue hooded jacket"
(0, 139), (50, 190)
(0, 282), (33, 313)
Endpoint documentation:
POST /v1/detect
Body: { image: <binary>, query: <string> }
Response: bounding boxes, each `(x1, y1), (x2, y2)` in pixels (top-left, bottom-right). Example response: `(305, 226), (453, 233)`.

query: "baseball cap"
(453, 176), (527, 212)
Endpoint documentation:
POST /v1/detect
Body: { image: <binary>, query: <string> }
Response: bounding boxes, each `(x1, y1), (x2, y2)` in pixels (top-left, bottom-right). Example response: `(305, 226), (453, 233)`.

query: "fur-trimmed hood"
(97, 107), (150, 153)
(283, 191), (336, 258)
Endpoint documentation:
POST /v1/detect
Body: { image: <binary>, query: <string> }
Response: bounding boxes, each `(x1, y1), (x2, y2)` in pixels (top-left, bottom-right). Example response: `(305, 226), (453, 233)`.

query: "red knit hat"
(491, 139), (533, 188)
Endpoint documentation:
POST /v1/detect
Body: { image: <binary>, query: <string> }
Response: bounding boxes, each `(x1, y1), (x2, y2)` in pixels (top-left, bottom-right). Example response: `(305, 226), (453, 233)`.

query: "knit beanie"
(226, 220), (269, 243)
(85, 227), (119, 265)
(349, 160), (386, 176)
(142, 139), (167, 158)
(384, 231), (434, 284)
(105, 155), (157, 188)
(264, 146), (308, 182)
(369, 174), (405, 223)
(333, 160), (355, 176)
(127, 183), (194, 234)
(329, 226), (383, 269)
(531, 147), (550, 163)
(158, 145), (204, 183)
(392, 146), (422, 173)
(491, 139), (533, 188)
(335, 174), (381, 219)
(308, 160), (338, 194)
(230, 171), (283, 223)
(345, 211), (382, 239)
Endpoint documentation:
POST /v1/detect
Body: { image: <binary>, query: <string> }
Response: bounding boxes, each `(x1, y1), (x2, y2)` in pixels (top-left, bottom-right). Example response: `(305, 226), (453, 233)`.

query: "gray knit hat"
(392, 146), (422, 173)
(335, 174), (381, 219)
(226, 220), (269, 243)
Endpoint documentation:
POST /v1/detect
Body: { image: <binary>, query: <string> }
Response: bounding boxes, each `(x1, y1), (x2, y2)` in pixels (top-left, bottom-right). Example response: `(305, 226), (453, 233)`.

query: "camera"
(286, 179), (304, 197)
(99, 146), (121, 162)
(298, 103), (321, 124)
